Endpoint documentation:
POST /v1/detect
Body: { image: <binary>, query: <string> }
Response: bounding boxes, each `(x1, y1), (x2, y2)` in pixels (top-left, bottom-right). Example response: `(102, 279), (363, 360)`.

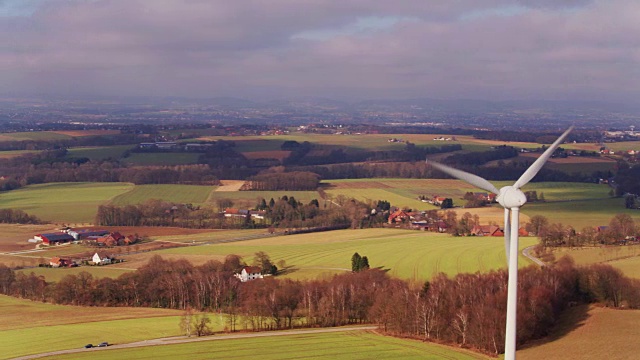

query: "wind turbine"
(427, 126), (573, 360)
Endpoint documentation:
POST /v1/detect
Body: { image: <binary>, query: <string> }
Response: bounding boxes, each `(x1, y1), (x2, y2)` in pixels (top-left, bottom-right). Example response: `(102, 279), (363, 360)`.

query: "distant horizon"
(1, 93), (638, 108)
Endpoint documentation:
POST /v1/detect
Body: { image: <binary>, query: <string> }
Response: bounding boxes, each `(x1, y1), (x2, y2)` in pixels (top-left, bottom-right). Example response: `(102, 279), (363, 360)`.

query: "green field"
(199, 133), (494, 152)
(0, 295), (189, 359)
(0, 149), (40, 158)
(551, 246), (640, 279)
(151, 228), (271, 243)
(67, 145), (133, 160)
(123, 152), (201, 165)
(523, 198), (639, 229)
(157, 228), (537, 281)
(111, 184), (216, 206)
(0, 182), (134, 223)
(43, 330), (490, 360)
(0, 131), (72, 142)
(323, 179), (624, 229)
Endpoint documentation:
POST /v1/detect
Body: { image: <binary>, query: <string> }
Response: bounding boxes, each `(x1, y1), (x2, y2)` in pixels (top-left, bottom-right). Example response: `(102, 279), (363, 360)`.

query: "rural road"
(522, 245), (546, 267)
(10, 325), (377, 360)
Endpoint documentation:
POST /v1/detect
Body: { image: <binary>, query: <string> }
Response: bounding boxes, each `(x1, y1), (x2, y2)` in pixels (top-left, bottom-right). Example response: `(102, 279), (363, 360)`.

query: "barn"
(36, 233), (75, 245)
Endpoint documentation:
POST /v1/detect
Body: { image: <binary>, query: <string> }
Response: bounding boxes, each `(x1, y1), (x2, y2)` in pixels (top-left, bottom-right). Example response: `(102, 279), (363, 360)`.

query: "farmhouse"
(50, 257), (70, 267)
(96, 232), (126, 247)
(234, 266), (264, 282)
(68, 229), (109, 240)
(92, 252), (113, 265)
(471, 225), (504, 237)
(224, 208), (250, 218)
(36, 233), (75, 245)
(432, 196), (448, 206)
(388, 209), (411, 224)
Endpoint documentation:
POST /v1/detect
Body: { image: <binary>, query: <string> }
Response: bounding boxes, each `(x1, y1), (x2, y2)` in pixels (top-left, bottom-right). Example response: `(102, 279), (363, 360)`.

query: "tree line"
(94, 195), (386, 230)
(243, 171), (320, 191)
(0, 156), (220, 190)
(0, 209), (42, 224)
(1, 256), (639, 355)
(528, 213), (638, 247)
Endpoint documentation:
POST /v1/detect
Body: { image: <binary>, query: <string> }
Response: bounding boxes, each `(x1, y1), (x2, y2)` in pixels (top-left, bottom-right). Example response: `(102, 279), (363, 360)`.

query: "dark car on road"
(84, 344), (93, 349)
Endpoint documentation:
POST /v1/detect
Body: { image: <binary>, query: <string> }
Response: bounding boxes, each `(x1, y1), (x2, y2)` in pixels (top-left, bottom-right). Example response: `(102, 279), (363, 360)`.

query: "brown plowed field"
(0, 224), (59, 252)
(241, 150), (291, 160)
(215, 180), (246, 191)
(519, 153), (616, 164)
(326, 181), (393, 189)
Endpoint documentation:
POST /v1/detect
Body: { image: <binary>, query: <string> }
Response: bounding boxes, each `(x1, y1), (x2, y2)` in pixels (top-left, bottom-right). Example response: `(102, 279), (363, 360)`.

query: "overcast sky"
(1, 0), (638, 102)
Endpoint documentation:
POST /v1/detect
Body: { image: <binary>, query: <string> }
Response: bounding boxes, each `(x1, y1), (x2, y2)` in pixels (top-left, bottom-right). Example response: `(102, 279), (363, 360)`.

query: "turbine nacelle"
(497, 186), (527, 209)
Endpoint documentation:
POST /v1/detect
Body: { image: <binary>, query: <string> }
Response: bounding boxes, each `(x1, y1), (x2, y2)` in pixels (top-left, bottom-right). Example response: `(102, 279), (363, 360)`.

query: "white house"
(92, 252), (112, 265)
(234, 266), (264, 282)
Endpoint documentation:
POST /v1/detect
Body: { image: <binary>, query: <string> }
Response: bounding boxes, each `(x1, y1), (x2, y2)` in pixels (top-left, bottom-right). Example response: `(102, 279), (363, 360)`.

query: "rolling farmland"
(0, 182), (134, 223)
(322, 179), (620, 228)
(0, 295), (188, 359)
(66, 145), (133, 161)
(155, 228), (537, 281)
(110, 184), (216, 206)
(518, 305), (640, 360)
(42, 330), (490, 360)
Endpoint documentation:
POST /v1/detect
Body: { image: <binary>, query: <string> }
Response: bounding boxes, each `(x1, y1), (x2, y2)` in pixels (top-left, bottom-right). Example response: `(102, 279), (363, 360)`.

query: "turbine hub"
(497, 186), (527, 209)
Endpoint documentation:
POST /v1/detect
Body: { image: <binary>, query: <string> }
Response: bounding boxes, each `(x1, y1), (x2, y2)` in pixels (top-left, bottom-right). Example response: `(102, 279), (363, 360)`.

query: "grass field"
(0, 149), (39, 158)
(0, 183), (134, 223)
(0, 295), (189, 359)
(111, 184), (216, 206)
(518, 305), (640, 360)
(198, 133), (495, 152)
(0, 131), (72, 142)
(43, 330), (490, 360)
(523, 198), (640, 229)
(123, 152), (201, 165)
(154, 228), (537, 281)
(67, 145), (133, 160)
(322, 179), (618, 228)
(549, 246), (640, 279)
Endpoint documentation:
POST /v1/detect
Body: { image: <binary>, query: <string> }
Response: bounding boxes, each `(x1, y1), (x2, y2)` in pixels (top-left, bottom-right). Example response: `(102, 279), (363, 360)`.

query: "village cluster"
(30, 228), (138, 269)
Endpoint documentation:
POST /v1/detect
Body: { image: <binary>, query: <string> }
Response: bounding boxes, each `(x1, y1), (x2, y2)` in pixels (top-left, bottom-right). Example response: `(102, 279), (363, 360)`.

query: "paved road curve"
(522, 245), (546, 267)
(11, 326), (378, 360)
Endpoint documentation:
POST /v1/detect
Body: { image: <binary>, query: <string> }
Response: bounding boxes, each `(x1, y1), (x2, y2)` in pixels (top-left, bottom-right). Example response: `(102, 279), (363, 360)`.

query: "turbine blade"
(514, 126), (574, 189)
(504, 208), (511, 265)
(427, 161), (499, 194)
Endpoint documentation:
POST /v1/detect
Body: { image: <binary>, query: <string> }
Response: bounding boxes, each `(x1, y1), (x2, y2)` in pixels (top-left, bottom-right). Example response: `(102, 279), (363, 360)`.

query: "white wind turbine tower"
(427, 126), (573, 360)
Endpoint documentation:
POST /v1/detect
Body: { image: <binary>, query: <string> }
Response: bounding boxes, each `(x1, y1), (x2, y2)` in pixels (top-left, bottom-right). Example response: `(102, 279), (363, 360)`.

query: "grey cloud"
(0, 0), (638, 102)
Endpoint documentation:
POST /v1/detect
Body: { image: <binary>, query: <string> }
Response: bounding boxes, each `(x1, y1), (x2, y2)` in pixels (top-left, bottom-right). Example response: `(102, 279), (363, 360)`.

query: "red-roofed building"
(388, 209), (410, 224)
(471, 225), (504, 237)
(96, 232), (126, 247)
(49, 257), (70, 268)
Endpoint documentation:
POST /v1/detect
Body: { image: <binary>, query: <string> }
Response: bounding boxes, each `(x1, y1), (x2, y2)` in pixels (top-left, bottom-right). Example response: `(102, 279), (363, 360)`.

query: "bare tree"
(179, 307), (194, 337)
